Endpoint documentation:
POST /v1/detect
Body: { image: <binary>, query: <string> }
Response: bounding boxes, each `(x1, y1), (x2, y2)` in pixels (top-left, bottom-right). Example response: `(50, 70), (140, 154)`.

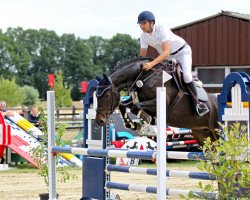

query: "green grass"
(0, 163), (37, 174)
(0, 164), (82, 174)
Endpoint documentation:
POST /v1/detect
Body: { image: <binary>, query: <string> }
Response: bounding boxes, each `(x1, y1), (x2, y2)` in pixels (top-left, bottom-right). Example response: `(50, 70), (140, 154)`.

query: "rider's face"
(139, 21), (153, 33)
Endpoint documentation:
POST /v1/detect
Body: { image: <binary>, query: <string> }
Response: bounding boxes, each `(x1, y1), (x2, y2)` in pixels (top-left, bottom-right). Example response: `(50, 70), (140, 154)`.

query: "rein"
(128, 69), (144, 91)
(129, 61), (175, 91)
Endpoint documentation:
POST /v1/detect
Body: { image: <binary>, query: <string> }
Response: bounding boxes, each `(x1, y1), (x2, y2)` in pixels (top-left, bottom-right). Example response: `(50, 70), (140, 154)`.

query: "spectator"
(0, 100), (14, 117)
(19, 111), (24, 117)
(28, 106), (41, 127)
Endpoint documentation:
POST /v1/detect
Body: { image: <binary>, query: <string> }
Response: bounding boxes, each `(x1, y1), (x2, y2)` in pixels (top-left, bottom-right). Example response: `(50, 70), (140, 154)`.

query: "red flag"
(80, 81), (88, 93)
(48, 74), (55, 90)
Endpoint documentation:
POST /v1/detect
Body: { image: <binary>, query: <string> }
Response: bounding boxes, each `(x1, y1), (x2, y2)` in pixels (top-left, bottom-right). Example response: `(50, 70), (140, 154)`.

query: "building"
(147, 11), (250, 93)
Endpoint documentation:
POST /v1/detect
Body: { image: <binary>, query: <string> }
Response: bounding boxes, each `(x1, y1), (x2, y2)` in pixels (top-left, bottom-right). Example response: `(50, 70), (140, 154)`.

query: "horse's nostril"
(100, 120), (105, 126)
(96, 118), (105, 126)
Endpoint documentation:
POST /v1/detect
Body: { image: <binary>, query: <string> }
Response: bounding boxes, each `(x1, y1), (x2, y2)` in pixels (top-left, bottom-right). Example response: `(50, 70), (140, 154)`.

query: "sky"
(1, 0), (250, 39)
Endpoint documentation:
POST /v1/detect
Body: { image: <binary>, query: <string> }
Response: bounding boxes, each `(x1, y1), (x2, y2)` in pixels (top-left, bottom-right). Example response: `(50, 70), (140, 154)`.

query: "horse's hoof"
(134, 122), (142, 131)
(138, 110), (152, 125)
(143, 115), (152, 125)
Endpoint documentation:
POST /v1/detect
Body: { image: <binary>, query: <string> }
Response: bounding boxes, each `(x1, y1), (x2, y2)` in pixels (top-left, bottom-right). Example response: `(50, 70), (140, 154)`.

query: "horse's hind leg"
(192, 129), (219, 147)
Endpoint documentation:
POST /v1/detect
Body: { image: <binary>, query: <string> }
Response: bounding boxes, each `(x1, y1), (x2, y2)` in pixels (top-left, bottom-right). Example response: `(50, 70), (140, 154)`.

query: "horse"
(95, 57), (219, 146)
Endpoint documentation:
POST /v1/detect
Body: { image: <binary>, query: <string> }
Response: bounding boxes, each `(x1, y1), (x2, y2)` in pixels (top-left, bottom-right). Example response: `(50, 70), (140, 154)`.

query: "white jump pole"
(48, 91), (57, 200)
(156, 87), (166, 200)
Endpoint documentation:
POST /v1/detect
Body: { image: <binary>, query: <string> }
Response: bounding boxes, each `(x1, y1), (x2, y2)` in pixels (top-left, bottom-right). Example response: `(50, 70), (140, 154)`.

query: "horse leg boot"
(118, 104), (134, 129)
(130, 105), (152, 125)
(187, 81), (209, 116)
(131, 100), (157, 125)
(137, 110), (152, 125)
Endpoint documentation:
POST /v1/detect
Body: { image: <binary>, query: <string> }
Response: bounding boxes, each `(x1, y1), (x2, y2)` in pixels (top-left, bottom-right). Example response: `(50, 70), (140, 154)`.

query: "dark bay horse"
(95, 57), (219, 146)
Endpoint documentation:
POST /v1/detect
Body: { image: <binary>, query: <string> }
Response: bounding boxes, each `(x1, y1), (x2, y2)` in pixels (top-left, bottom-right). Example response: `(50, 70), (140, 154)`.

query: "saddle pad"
(197, 87), (208, 102)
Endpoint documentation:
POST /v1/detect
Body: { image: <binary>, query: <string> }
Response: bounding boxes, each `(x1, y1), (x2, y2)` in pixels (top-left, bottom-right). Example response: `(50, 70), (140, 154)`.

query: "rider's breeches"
(178, 53), (192, 83)
(169, 45), (193, 83)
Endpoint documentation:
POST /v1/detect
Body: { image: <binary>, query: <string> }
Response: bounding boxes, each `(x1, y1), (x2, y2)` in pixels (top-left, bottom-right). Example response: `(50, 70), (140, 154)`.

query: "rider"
(137, 10), (209, 116)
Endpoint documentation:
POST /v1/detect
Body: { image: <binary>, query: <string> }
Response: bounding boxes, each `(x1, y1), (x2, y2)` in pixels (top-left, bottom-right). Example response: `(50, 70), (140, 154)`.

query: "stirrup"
(196, 102), (209, 116)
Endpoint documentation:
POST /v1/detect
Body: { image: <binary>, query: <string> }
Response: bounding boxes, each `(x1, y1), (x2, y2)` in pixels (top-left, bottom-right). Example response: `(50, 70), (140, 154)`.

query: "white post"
(157, 87), (166, 200)
(48, 91), (57, 200)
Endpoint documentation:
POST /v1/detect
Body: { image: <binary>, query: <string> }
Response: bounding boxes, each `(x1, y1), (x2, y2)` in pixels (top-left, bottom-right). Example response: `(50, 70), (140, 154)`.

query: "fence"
(9, 106), (83, 121)
(9, 106), (84, 130)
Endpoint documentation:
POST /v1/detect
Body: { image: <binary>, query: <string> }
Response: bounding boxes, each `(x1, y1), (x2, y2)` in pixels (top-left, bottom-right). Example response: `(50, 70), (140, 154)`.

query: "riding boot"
(187, 81), (209, 116)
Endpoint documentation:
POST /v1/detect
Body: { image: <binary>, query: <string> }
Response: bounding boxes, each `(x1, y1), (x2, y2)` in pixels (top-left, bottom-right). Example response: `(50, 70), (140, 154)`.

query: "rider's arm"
(0, 110), (14, 117)
(142, 41), (170, 70)
(140, 48), (147, 57)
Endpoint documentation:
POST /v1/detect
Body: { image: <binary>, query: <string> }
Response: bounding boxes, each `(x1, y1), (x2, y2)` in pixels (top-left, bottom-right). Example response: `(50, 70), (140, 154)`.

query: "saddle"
(168, 60), (208, 102)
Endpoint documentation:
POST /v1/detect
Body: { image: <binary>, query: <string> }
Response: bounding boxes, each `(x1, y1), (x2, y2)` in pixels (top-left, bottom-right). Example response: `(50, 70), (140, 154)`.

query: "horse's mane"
(109, 56), (153, 74)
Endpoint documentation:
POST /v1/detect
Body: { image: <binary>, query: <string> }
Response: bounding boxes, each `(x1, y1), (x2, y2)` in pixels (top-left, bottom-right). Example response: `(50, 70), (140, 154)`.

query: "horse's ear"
(103, 73), (112, 85)
(96, 75), (103, 83)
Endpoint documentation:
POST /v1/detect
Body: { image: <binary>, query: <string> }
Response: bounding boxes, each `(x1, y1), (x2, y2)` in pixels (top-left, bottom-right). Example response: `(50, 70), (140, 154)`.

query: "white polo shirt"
(140, 24), (187, 55)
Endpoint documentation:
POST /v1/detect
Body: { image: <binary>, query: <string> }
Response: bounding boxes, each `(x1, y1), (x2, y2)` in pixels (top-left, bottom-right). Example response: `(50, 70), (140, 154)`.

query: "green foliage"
(187, 123), (250, 200)
(54, 70), (72, 107)
(20, 85), (40, 106)
(31, 107), (77, 186)
(1, 27), (140, 100)
(0, 32), (16, 79)
(60, 35), (99, 100)
(103, 33), (140, 72)
(0, 77), (24, 106)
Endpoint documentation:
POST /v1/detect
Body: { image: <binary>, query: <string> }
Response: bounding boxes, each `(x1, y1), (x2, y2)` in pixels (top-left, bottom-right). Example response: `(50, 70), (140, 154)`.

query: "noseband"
(96, 85), (120, 119)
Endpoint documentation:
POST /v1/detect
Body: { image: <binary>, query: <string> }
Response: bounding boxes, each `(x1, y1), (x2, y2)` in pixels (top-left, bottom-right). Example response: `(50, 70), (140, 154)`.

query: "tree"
(20, 85), (40, 106)
(102, 33), (140, 72)
(54, 70), (72, 107)
(0, 32), (16, 80)
(1, 27), (141, 100)
(5, 27), (33, 86)
(60, 34), (102, 100)
(31, 29), (61, 99)
(85, 36), (107, 71)
(0, 77), (24, 106)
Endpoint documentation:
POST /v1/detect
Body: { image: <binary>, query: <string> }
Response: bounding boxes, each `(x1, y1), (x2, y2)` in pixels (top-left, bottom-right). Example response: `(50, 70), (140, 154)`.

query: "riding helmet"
(137, 11), (155, 24)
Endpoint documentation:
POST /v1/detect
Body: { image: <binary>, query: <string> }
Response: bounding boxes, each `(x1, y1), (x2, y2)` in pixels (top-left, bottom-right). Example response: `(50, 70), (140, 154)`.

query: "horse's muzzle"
(95, 114), (107, 126)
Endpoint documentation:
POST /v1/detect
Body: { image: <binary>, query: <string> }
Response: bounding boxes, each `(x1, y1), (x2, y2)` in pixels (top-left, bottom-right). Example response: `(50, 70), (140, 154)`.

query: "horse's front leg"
(118, 102), (144, 130)
(118, 103), (134, 129)
(118, 99), (157, 131)
(131, 99), (157, 125)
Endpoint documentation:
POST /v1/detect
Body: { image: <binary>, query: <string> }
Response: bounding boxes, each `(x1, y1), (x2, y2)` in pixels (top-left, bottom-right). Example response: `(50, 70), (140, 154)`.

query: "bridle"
(96, 85), (120, 120)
